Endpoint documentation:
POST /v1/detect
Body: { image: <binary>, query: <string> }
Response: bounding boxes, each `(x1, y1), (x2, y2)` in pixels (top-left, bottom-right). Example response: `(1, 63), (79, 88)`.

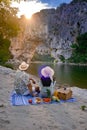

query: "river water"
(27, 62), (87, 89)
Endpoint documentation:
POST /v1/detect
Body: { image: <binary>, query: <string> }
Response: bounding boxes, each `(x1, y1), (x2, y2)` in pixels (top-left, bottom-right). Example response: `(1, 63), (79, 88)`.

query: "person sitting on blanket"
(14, 61), (40, 96)
(40, 66), (56, 98)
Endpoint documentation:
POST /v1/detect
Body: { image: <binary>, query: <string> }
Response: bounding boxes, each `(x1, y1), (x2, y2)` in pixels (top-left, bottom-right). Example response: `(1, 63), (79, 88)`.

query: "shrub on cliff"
(31, 52), (55, 62)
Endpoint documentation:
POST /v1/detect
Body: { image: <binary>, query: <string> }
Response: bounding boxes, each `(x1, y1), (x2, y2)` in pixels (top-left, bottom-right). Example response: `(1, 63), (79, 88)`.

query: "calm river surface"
(28, 63), (87, 89)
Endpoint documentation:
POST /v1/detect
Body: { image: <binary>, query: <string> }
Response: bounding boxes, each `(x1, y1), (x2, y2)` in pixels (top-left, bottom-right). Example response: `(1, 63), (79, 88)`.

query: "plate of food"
(35, 97), (42, 104)
(43, 98), (51, 103)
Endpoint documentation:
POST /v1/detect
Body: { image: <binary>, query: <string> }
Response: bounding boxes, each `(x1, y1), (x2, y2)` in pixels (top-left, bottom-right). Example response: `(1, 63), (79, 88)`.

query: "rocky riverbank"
(0, 66), (87, 130)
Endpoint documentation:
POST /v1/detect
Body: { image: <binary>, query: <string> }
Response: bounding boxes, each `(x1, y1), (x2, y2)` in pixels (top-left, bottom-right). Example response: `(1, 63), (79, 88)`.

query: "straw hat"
(41, 66), (54, 80)
(19, 61), (29, 71)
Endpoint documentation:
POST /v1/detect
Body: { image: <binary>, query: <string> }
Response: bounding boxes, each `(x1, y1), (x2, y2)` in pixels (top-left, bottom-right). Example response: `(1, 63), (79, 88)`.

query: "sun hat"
(41, 66), (54, 80)
(19, 61), (29, 71)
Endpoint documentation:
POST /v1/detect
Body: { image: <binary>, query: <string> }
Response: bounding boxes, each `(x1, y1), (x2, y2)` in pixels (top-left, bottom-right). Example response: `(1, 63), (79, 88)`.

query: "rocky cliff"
(10, 0), (87, 63)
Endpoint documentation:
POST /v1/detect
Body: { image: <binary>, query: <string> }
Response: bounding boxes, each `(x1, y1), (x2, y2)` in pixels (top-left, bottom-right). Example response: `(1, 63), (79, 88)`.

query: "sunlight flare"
(11, 1), (50, 19)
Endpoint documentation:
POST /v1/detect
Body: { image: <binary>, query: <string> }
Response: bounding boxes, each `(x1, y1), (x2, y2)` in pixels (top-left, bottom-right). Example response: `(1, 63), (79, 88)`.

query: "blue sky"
(39, 0), (72, 7)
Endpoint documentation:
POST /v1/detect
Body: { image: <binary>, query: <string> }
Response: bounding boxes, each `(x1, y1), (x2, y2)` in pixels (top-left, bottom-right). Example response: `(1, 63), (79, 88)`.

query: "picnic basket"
(57, 84), (72, 100)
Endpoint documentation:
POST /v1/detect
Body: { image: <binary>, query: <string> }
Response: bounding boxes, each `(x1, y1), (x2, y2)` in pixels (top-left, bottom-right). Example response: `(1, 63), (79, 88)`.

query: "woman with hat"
(14, 61), (40, 96)
(40, 66), (56, 98)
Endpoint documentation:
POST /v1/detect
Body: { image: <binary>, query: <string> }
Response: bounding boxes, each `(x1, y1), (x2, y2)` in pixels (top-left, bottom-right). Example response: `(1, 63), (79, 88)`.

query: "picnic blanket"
(10, 91), (76, 106)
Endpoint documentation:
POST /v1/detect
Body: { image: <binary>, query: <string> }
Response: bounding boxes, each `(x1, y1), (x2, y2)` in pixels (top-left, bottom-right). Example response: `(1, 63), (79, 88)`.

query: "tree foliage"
(0, 0), (20, 66)
(0, 34), (12, 64)
(68, 33), (87, 63)
(0, 0), (20, 38)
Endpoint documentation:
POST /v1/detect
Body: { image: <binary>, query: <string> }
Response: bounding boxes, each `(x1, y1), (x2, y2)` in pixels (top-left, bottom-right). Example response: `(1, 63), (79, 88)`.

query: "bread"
(36, 97), (42, 103)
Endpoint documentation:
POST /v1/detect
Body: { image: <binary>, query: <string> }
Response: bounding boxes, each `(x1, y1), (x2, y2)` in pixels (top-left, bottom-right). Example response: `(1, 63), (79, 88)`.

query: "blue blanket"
(10, 91), (76, 106)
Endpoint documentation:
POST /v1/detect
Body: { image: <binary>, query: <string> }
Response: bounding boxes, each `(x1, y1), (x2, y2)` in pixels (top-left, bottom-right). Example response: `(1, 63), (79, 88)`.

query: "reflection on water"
(27, 63), (87, 89)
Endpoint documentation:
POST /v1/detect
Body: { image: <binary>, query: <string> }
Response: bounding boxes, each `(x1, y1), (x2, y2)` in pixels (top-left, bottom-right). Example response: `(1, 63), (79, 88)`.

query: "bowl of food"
(43, 98), (51, 103)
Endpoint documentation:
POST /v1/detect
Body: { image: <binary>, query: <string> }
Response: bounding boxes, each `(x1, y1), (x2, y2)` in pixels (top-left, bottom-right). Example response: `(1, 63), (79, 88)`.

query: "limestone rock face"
(10, 1), (87, 63)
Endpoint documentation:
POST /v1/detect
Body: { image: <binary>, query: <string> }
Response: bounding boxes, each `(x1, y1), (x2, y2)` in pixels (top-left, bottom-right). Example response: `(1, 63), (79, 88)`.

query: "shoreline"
(7, 58), (87, 66)
(30, 61), (87, 66)
(0, 65), (87, 90)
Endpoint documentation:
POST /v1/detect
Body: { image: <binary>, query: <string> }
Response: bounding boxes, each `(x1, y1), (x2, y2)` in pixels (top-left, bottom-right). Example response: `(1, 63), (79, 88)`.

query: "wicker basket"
(57, 87), (72, 100)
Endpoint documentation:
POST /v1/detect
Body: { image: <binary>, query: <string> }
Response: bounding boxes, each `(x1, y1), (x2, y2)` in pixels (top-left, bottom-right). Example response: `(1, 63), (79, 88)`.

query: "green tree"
(76, 33), (87, 54)
(0, 0), (20, 66)
(68, 33), (87, 63)
(0, 0), (20, 38)
(0, 34), (12, 64)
